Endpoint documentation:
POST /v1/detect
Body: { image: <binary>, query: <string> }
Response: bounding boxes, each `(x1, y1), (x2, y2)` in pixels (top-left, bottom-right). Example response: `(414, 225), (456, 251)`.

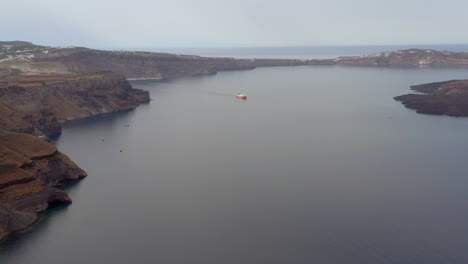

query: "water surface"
(2, 66), (468, 263)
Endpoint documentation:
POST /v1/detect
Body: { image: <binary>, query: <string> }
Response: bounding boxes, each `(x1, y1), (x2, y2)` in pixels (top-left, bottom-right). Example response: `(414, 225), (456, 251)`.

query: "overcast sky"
(2, 0), (468, 49)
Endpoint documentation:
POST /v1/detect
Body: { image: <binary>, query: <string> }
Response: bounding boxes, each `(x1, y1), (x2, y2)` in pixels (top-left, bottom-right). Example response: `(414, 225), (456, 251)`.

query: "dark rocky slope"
(395, 80), (468, 116)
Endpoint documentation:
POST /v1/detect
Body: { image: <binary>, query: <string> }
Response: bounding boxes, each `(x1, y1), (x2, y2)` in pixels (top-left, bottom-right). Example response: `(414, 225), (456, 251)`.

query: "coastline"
(3, 42), (468, 242)
(0, 131), (87, 242)
(394, 79), (468, 117)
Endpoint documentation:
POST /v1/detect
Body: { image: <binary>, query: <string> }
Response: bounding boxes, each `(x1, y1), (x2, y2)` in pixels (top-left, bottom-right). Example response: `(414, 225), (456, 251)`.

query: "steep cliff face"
(0, 45), (155, 241)
(0, 131), (86, 240)
(395, 80), (468, 116)
(0, 70), (149, 136)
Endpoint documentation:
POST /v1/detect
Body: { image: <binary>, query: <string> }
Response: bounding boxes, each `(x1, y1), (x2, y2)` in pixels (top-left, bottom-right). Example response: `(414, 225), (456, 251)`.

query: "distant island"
(1, 41), (468, 241)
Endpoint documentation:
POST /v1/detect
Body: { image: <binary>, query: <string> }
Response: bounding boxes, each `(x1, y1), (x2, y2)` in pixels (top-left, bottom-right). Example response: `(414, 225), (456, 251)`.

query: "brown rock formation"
(0, 68), (149, 136)
(0, 131), (86, 241)
(395, 80), (468, 116)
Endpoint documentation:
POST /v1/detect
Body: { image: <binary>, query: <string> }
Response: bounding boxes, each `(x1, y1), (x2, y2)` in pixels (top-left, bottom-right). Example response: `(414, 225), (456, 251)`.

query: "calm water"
(2, 65), (468, 263)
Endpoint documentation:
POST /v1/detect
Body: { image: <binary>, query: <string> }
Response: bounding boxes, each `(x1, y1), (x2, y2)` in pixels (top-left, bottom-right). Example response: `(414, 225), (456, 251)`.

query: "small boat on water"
(236, 93), (247, 99)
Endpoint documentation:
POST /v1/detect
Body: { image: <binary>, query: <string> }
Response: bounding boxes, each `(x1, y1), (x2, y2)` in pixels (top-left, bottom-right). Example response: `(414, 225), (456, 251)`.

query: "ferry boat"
(236, 93), (247, 99)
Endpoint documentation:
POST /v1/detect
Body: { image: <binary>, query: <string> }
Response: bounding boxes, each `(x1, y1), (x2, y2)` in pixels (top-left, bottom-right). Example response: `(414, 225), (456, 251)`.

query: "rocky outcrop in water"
(395, 80), (468, 116)
(0, 131), (86, 241)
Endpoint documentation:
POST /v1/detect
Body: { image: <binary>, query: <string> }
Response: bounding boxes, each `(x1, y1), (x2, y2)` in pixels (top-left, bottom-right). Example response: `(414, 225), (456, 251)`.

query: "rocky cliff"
(0, 42), (337, 134)
(395, 80), (468, 116)
(0, 131), (86, 241)
(0, 65), (149, 137)
(0, 45), (153, 241)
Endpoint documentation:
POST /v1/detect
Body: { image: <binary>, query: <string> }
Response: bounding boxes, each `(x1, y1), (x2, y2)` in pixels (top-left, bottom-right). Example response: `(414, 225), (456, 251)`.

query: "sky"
(2, 0), (468, 49)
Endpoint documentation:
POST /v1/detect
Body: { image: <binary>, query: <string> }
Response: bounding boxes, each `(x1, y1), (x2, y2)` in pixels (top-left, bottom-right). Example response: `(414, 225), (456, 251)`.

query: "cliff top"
(0, 131), (57, 160)
(0, 63), (120, 89)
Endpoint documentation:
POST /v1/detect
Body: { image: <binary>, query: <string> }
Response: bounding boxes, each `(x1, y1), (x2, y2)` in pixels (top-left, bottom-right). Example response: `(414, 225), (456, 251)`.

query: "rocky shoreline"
(0, 70), (150, 137)
(0, 69), (148, 241)
(395, 80), (468, 116)
(0, 131), (86, 240)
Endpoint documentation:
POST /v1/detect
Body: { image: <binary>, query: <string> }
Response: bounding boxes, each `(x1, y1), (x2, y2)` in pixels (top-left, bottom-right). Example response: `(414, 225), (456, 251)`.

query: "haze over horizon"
(2, 0), (468, 49)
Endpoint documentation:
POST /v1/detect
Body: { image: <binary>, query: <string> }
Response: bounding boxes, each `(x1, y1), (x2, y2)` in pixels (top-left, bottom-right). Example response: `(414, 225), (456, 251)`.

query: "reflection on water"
(2, 66), (468, 263)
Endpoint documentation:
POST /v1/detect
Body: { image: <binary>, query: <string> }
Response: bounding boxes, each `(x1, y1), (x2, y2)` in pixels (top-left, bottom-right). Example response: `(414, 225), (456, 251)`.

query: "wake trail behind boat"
(205, 91), (236, 97)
